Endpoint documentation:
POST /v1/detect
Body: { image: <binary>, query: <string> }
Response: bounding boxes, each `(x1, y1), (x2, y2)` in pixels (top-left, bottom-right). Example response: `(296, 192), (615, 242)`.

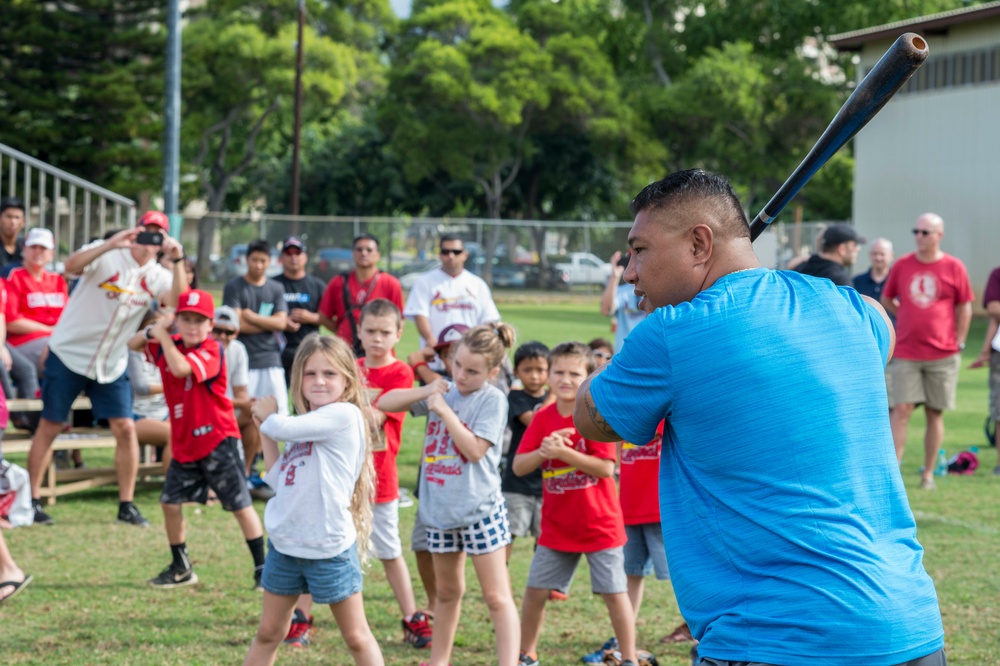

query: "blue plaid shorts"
(426, 497), (511, 555)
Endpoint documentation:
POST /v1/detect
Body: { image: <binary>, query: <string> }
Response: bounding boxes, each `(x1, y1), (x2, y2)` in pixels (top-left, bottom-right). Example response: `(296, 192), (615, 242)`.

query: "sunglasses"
(912, 229), (934, 236)
(440, 248), (465, 256)
(593, 351), (613, 360)
(212, 327), (237, 337)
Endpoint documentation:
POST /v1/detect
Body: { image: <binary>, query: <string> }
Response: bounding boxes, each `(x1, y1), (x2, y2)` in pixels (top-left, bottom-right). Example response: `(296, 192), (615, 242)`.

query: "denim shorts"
(261, 540), (363, 605)
(41, 351), (133, 423)
(623, 522), (670, 580)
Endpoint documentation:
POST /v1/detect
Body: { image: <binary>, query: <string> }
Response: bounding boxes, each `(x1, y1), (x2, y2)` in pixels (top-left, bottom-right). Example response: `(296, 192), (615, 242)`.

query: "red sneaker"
(402, 611), (433, 648)
(548, 589), (568, 601)
(283, 609), (313, 648)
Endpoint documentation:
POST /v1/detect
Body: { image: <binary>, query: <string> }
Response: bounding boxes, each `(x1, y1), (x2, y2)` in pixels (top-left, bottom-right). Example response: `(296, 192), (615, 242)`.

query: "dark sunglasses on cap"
(593, 350), (613, 360)
(440, 248), (465, 256)
(912, 229), (934, 236)
(212, 327), (237, 336)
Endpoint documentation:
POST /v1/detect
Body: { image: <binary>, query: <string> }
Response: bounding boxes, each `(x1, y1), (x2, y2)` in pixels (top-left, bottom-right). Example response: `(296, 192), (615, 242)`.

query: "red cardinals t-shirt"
(883, 253), (974, 361)
(360, 358), (415, 503)
(4, 268), (68, 346)
(146, 336), (241, 463)
(519, 403), (625, 553)
(319, 271), (404, 345)
(619, 422), (664, 525)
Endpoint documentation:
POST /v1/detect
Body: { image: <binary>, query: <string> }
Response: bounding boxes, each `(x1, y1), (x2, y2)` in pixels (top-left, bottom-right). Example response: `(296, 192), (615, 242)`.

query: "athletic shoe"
(919, 477), (936, 490)
(581, 637), (618, 664)
(32, 501), (54, 526)
(519, 652), (540, 666)
(283, 608), (313, 648)
(402, 611), (433, 648)
(247, 473), (276, 500)
(117, 503), (150, 527)
(398, 487), (415, 508)
(148, 562), (199, 589)
(253, 565), (264, 591)
(548, 589), (568, 601)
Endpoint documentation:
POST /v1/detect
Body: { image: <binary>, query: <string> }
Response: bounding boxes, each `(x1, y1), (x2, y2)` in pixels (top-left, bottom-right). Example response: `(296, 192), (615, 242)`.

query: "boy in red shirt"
(128, 289), (265, 590)
(512, 342), (637, 666)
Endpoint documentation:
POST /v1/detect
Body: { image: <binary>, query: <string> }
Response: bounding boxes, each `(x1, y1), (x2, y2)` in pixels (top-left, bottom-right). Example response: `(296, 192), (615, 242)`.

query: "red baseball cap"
(175, 289), (215, 320)
(138, 210), (170, 231)
(433, 323), (470, 351)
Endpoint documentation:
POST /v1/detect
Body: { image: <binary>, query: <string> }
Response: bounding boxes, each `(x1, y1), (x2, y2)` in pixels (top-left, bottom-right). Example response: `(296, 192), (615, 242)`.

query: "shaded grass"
(1, 304), (997, 665)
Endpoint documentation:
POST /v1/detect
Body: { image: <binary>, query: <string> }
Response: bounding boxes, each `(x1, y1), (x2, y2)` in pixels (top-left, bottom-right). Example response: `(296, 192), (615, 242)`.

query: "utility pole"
(163, 0), (182, 238)
(290, 0), (305, 233)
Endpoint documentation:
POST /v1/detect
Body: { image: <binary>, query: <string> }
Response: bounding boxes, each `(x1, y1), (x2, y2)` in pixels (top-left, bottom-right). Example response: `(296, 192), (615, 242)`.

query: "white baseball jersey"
(403, 268), (501, 348)
(48, 240), (173, 383)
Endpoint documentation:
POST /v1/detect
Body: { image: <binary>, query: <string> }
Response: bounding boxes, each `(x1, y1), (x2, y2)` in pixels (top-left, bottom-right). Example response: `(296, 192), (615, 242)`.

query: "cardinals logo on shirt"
(621, 432), (662, 464)
(98, 272), (134, 297)
(139, 276), (155, 298)
(907, 272), (939, 309)
(430, 290), (475, 312)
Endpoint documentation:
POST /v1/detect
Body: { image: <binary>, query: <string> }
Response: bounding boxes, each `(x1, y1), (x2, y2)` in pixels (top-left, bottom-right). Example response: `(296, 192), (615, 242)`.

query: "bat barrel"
(749, 32), (928, 241)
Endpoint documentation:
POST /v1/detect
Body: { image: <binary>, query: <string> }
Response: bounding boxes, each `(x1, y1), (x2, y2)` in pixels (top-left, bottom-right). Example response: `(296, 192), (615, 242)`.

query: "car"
(311, 247), (354, 283)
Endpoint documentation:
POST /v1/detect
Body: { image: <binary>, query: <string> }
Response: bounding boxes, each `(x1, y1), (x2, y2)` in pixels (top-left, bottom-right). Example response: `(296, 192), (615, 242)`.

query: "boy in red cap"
(128, 289), (265, 589)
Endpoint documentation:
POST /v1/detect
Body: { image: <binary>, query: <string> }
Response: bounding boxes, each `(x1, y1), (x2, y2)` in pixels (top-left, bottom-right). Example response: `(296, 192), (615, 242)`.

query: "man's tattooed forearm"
(586, 398), (620, 439)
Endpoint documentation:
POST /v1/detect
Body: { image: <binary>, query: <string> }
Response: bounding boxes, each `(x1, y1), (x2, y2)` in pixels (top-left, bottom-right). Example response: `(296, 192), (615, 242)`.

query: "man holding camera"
(27, 211), (187, 526)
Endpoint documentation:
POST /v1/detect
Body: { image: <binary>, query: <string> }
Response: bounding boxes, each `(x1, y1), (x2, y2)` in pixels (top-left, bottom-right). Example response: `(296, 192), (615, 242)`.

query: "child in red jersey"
(512, 341), (637, 666)
(128, 289), (265, 590)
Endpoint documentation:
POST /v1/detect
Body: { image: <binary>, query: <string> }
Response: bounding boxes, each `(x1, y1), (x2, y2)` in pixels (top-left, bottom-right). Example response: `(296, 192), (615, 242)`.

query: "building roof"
(830, 0), (1000, 50)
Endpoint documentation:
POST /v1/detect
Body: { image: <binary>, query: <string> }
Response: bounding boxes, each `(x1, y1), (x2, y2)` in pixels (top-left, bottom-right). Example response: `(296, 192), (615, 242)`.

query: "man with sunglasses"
(274, 236), (325, 385)
(403, 234), (500, 371)
(319, 233), (403, 356)
(882, 213), (974, 490)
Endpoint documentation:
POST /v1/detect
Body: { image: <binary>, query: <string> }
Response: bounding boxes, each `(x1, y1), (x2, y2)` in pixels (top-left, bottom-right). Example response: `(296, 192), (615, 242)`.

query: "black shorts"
(160, 437), (252, 512)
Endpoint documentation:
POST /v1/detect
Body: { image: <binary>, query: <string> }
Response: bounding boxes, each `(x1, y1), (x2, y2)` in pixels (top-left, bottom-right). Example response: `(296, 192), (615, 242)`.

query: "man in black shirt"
(274, 236), (326, 386)
(793, 223), (865, 286)
(0, 197), (26, 272)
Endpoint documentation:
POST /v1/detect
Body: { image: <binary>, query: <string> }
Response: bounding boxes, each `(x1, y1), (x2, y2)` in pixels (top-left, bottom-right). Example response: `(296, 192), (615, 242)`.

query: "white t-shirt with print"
(403, 268), (501, 349)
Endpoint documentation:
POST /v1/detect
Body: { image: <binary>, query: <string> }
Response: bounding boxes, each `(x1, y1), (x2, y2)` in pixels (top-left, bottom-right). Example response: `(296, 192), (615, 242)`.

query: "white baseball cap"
(25, 228), (55, 249)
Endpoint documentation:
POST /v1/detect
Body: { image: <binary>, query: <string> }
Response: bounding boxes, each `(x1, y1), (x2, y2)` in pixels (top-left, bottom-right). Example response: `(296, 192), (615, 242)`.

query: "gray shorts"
(989, 351), (1000, 422)
(526, 544), (627, 595)
(504, 491), (541, 538)
(891, 355), (961, 411)
(697, 646), (945, 666)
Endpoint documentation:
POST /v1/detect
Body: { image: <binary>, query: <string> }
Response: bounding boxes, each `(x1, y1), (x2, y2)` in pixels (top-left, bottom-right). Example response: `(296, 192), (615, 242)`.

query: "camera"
(136, 231), (164, 246)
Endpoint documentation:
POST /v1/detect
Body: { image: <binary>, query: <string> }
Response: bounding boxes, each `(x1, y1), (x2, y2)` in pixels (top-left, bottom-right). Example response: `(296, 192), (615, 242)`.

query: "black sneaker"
(148, 562), (199, 589)
(253, 565), (264, 591)
(32, 501), (54, 526)
(117, 504), (150, 527)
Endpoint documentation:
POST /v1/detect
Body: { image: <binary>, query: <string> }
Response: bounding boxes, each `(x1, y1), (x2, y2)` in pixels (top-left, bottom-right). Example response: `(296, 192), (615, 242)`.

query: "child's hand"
(426, 391), (448, 416)
(426, 378), (449, 397)
(539, 435), (565, 459)
(252, 395), (279, 423)
(149, 313), (174, 340)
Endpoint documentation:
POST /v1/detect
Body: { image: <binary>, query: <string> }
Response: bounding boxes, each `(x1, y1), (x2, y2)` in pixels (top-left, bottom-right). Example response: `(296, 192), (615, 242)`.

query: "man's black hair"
(353, 233), (379, 249)
(247, 238), (272, 258)
(439, 234), (464, 249)
(630, 169), (749, 239)
(514, 341), (550, 369)
(0, 197), (25, 214)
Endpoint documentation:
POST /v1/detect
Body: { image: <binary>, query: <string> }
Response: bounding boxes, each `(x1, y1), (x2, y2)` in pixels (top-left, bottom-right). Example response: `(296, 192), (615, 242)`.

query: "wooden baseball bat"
(748, 32), (928, 241)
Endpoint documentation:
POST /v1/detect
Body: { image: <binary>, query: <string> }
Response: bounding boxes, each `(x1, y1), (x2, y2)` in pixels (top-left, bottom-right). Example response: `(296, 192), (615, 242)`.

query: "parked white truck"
(553, 252), (612, 286)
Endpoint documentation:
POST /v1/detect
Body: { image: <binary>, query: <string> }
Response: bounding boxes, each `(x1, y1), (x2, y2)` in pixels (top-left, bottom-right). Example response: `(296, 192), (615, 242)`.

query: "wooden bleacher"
(4, 396), (163, 505)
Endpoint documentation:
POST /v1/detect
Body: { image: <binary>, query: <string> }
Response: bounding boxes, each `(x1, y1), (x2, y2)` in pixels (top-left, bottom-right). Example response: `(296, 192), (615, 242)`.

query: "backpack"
(947, 450), (979, 475)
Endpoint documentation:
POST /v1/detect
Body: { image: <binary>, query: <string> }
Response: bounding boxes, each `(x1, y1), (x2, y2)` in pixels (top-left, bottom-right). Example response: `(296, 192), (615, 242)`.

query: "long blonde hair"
(289, 334), (377, 564)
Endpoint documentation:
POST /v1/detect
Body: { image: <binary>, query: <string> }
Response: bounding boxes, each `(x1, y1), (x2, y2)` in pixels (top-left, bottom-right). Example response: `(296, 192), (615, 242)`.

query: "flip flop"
(0, 574), (33, 604)
(659, 622), (694, 644)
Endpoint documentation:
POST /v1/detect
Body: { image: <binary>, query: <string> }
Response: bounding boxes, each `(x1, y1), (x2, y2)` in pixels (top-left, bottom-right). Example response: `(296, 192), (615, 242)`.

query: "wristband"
(411, 361), (428, 372)
(144, 325), (155, 341)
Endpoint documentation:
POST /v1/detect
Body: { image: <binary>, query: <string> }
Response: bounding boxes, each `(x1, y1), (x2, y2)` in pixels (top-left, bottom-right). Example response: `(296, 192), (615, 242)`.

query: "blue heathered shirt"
(590, 268), (943, 665)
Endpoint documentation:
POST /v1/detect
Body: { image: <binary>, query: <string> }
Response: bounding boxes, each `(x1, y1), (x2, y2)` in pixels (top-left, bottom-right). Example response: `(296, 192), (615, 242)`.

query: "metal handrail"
(0, 143), (134, 207)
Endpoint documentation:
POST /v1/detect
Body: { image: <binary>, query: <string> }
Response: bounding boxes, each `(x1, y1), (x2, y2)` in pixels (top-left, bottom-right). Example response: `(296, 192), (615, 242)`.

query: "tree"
(0, 1), (165, 200)
(182, 10), (363, 279)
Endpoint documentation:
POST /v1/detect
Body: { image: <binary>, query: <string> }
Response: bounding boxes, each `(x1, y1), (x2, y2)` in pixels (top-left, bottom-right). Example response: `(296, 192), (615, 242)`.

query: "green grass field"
(2, 299), (997, 665)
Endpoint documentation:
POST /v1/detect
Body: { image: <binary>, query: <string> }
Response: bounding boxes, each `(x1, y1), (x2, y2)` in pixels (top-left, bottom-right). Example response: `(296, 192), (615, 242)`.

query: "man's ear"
(690, 224), (714, 265)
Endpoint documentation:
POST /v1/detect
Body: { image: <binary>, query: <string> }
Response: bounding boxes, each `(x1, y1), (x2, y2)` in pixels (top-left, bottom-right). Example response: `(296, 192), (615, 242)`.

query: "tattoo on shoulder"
(585, 397), (620, 439)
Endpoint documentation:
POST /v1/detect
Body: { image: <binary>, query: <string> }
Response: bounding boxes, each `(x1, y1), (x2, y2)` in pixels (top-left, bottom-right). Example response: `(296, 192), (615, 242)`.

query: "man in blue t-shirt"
(575, 170), (944, 666)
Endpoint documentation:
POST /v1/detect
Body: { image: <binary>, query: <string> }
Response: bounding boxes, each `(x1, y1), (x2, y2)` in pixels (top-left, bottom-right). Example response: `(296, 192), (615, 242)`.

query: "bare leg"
(923, 407), (945, 483)
(0, 530), (27, 601)
(233, 506), (264, 540)
(108, 417), (139, 502)
(428, 551), (465, 666)
(329, 592), (385, 665)
(602, 592), (637, 663)
(162, 503), (185, 545)
(27, 417), (63, 499)
(505, 537), (516, 563)
(627, 574), (645, 619)
(244, 592), (299, 665)
(414, 549), (437, 614)
(240, 416), (260, 476)
(382, 556), (418, 617)
(890, 402), (915, 465)
(470, 548), (519, 666)
(519, 587), (550, 656)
